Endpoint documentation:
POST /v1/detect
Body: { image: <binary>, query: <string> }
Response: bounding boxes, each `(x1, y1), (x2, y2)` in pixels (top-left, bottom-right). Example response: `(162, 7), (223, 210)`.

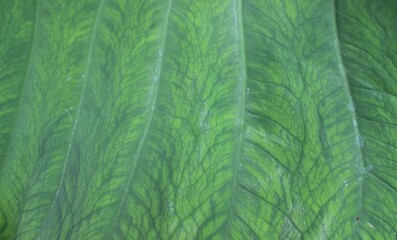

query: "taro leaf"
(0, 0), (396, 239)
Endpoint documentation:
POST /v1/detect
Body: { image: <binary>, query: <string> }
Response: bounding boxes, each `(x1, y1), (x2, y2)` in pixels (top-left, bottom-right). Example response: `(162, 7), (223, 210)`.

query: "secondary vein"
(2, 0), (41, 169)
(332, 0), (366, 218)
(38, 0), (107, 233)
(111, 0), (173, 230)
(225, 0), (247, 232)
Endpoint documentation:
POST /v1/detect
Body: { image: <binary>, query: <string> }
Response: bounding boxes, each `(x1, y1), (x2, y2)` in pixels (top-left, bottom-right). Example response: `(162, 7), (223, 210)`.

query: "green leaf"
(0, 0), (396, 239)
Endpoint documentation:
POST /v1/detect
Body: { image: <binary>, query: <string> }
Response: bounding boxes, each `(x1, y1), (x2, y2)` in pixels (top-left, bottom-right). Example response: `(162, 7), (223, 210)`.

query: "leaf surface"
(0, 0), (396, 239)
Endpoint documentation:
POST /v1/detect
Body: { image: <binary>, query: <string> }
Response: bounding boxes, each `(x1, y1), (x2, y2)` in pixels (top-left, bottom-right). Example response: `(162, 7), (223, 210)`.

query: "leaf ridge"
(109, 0), (173, 235)
(36, 0), (107, 235)
(224, 0), (247, 234)
(2, 0), (42, 235)
(1, 0), (41, 168)
(332, 0), (366, 221)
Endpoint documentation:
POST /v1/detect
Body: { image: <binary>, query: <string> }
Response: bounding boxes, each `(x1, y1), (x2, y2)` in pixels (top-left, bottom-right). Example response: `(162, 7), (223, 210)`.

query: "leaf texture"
(0, 0), (396, 239)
